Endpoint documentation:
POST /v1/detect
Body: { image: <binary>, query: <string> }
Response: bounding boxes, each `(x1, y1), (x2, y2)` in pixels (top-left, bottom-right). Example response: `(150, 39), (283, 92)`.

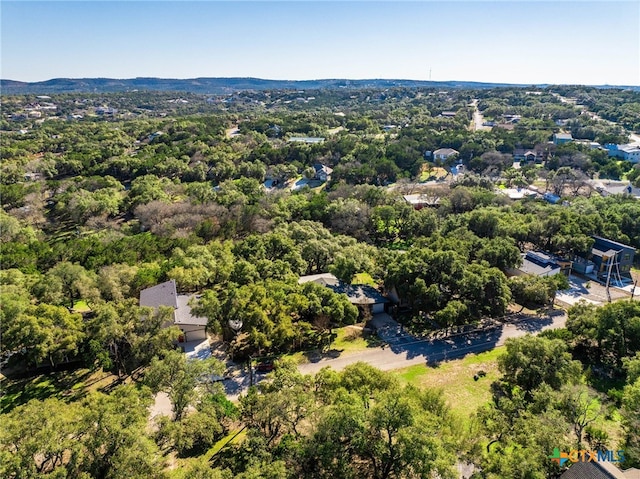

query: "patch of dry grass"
(395, 348), (503, 420)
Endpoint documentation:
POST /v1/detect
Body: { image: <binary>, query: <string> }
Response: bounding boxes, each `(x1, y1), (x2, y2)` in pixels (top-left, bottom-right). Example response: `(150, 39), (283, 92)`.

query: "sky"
(1, 1), (639, 86)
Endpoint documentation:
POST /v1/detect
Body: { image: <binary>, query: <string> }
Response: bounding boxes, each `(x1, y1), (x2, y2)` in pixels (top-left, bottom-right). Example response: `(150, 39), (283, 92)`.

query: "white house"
(432, 148), (459, 161)
(510, 251), (564, 278)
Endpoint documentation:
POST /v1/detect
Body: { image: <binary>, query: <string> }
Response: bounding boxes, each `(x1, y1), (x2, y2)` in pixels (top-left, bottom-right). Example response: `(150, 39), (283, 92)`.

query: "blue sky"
(2, 1), (639, 85)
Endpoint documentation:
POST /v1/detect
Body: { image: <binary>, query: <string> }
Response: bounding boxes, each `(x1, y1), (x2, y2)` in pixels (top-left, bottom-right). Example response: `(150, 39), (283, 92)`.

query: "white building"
(432, 148), (459, 161)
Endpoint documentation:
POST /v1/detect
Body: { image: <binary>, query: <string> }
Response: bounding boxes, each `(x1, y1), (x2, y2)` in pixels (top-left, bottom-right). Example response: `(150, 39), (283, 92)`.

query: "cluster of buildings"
(139, 273), (392, 359)
(512, 236), (636, 288)
(606, 143), (640, 163)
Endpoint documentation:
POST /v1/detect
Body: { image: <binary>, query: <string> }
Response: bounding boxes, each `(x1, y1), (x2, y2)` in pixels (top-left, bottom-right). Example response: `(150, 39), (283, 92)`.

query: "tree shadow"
(304, 348), (345, 363)
(514, 315), (553, 332)
(385, 323), (503, 363)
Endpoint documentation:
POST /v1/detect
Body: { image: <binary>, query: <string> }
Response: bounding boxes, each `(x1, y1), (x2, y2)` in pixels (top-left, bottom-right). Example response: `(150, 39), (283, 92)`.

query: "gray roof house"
(313, 163), (333, 182)
(298, 273), (390, 314)
(588, 236), (636, 285)
(553, 132), (573, 145)
(517, 251), (563, 277)
(560, 460), (639, 479)
(592, 180), (640, 200)
(140, 280), (209, 356)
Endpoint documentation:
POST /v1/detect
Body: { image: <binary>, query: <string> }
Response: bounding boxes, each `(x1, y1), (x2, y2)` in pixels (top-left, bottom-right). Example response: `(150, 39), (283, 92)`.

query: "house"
(574, 139), (602, 150)
(553, 133), (573, 145)
(513, 148), (539, 163)
(23, 172), (41, 181)
(313, 163), (333, 182)
(592, 180), (640, 200)
(140, 280), (208, 344)
(510, 251), (569, 277)
(571, 256), (596, 275)
(288, 136), (325, 144)
(606, 143), (640, 163)
(588, 236), (636, 285)
(432, 148), (459, 161)
(298, 273), (390, 315)
(403, 194), (441, 209)
(440, 111), (457, 118)
(559, 460), (639, 479)
(499, 188), (537, 200)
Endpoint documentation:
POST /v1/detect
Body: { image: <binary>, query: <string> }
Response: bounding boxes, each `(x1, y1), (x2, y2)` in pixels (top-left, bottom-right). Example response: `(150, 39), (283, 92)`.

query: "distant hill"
(2, 77), (638, 95)
(0, 77), (533, 95)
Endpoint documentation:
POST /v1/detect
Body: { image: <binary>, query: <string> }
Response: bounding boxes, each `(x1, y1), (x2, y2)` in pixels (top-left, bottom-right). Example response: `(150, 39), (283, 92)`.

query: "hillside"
(2, 77), (534, 95)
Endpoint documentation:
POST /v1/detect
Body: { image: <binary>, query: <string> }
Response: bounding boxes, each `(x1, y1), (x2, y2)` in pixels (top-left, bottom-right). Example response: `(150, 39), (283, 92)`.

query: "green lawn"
(0, 368), (120, 413)
(395, 348), (503, 420)
(418, 167), (448, 181)
(282, 325), (380, 365)
(331, 326), (378, 352)
(72, 300), (92, 313)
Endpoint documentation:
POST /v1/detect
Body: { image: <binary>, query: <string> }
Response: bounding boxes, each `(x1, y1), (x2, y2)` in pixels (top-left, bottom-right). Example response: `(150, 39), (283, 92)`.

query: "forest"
(1, 85), (640, 478)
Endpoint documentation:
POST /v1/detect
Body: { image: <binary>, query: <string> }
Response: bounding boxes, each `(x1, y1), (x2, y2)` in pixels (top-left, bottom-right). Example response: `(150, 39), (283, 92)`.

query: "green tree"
(0, 398), (83, 478)
(4, 303), (85, 367)
(78, 385), (166, 479)
(34, 261), (100, 309)
(497, 335), (581, 396)
(145, 350), (225, 421)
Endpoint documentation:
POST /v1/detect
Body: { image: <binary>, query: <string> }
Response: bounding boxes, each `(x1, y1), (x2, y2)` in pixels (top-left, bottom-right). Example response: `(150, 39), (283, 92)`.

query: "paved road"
(216, 312), (567, 402)
(298, 312), (566, 375)
(471, 99), (491, 132)
(154, 311), (568, 410)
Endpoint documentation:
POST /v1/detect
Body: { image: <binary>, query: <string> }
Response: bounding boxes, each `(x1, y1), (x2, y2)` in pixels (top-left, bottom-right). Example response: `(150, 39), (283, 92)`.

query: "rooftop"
(298, 273), (389, 305)
(175, 295), (208, 327)
(592, 236), (635, 252)
(403, 194), (441, 206)
(288, 136), (325, 144)
(298, 273), (340, 287)
(140, 280), (208, 327)
(433, 147), (459, 155)
(140, 279), (178, 309)
(560, 461), (636, 479)
(518, 251), (561, 276)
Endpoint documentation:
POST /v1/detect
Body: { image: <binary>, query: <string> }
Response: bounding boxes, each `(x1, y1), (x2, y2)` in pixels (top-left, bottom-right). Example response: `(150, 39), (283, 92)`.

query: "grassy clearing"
(332, 326), (374, 352)
(72, 299), (92, 313)
(0, 368), (121, 413)
(395, 347), (503, 420)
(419, 166), (449, 181)
(281, 325), (379, 364)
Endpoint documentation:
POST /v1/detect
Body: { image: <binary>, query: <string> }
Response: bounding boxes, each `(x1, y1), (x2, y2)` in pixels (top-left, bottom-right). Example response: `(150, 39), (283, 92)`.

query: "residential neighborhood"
(2, 77), (640, 479)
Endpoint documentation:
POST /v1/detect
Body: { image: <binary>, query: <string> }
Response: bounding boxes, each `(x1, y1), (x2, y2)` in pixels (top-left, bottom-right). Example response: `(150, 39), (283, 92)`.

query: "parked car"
(255, 360), (275, 373)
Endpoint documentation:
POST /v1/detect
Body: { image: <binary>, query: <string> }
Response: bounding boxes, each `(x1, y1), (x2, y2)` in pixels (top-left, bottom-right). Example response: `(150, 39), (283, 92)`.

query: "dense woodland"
(1, 86), (640, 478)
